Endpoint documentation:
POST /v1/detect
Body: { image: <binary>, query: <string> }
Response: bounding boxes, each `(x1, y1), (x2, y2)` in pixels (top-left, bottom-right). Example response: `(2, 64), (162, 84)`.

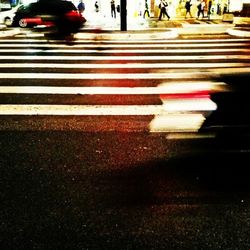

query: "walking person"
(77, 0), (85, 14)
(197, 0), (205, 19)
(158, 0), (170, 21)
(185, 0), (192, 18)
(143, 0), (150, 18)
(95, 1), (99, 12)
(111, 0), (116, 18)
(207, 0), (212, 20)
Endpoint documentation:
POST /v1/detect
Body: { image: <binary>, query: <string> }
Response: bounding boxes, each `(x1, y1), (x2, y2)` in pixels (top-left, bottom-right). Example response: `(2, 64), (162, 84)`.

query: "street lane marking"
(0, 55), (249, 61)
(0, 82), (225, 94)
(0, 70), (249, 79)
(0, 104), (214, 115)
(0, 43), (250, 48)
(1, 38), (249, 44)
(0, 48), (250, 53)
(0, 62), (248, 69)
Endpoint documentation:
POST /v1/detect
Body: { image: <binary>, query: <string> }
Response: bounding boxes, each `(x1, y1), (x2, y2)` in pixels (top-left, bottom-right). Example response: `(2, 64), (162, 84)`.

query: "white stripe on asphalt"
(0, 62), (248, 69)
(0, 82), (225, 94)
(0, 104), (215, 116)
(0, 48), (250, 53)
(0, 70), (249, 79)
(1, 37), (249, 43)
(0, 42), (250, 48)
(0, 55), (249, 60)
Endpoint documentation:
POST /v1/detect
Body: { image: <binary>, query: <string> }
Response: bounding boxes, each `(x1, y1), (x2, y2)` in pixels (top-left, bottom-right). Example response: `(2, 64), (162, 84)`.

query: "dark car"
(12, 0), (85, 34)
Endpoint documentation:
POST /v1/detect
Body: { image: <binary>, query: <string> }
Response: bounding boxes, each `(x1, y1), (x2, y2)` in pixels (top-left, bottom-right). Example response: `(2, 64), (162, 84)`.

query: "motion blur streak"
(162, 98), (217, 112)
(149, 114), (206, 132)
(149, 81), (221, 132)
(158, 81), (226, 93)
(166, 133), (216, 139)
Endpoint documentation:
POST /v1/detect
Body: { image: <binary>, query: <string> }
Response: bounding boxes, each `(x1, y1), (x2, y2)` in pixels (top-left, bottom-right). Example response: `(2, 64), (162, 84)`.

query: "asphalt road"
(1, 31), (250, 249)
(1, 131), (250, 250)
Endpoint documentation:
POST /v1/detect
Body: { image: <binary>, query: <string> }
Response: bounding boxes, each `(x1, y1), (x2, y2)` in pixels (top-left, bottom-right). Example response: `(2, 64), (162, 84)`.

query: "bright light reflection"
(150, 80), (221, 133)
(158, 81), (226, 93)
(162, 98), (217, 112)
(150, 114), (206, 133)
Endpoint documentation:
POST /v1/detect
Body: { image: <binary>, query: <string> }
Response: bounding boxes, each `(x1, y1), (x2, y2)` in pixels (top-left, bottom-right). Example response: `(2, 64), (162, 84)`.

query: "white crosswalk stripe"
(0, 32), (249, 132)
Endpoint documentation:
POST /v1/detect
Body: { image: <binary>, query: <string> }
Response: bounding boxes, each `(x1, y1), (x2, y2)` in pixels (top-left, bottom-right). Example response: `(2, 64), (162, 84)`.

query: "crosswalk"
(0, 31), (249, 132)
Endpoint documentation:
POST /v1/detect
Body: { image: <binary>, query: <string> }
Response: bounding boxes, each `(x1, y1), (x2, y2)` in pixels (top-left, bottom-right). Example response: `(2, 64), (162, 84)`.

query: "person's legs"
(165, 8), (170, 20)
(159, 9), (163, 20)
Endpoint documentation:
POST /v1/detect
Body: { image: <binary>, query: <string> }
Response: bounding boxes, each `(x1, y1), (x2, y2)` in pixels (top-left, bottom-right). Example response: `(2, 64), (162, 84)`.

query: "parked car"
(12, 0), (85, 34)
(0, 5), (20, 27)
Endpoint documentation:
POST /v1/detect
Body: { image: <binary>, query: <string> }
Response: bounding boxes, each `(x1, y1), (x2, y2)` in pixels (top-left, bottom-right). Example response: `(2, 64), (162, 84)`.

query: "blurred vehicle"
(196, 73), (250, 156)
(162, 73), (250, 159)
(0, 5), (20, 27)
(12, 0), (85, 34)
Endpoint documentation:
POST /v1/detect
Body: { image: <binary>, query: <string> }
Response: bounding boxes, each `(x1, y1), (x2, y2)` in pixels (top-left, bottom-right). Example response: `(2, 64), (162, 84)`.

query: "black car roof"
(17, 0), (77, 14)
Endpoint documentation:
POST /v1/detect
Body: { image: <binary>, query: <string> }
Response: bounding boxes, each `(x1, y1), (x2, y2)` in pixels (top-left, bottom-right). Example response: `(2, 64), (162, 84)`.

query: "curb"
(227, 27), (250, 37)
(179, 23), (234, 35)
(75, 29), (179, 40)
(1, 25), (250, 38)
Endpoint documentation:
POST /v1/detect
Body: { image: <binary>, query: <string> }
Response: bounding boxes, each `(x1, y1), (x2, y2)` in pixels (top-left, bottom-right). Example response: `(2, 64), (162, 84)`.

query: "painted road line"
(0, 62), (248, 69)
(0, 42), (250, 49)
(0, 104), (215, 116)
(0, 70), (249, 79)
(0, 38), (250, 44)
(0, 55), (249, 61)
(0, 48), (250, 54)
(0, 82), (225, 94)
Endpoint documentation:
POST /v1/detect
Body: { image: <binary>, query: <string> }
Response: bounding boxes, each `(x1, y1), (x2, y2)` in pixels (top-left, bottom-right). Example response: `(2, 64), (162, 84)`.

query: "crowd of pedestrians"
(76, 0), (221, 22)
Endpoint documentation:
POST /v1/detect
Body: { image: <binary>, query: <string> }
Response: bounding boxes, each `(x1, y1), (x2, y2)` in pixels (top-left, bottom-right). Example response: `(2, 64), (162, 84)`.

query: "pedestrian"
(207, 0), (212, 20)
(143, 0), (150, 18)
(185, 0), (192, 18)
(77, 0), (85, 14)
(197, 0), (205, 19)
(111, 0), (116, 18)
(158, 0), (170, 21)
(95, 1), (99, 12)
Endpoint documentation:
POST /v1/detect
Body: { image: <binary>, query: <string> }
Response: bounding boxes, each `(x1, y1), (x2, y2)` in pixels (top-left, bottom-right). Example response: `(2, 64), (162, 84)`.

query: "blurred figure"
(197, 0), (205, 19)
(158, 0), (170, 21)
(95, 1), (99, 12)
(207, 0), (212, 20)
(111, 0), (116, 18)
(185, 0), (192, 18)
(77, 0), (85, 14)
(143, 0), (150, 18)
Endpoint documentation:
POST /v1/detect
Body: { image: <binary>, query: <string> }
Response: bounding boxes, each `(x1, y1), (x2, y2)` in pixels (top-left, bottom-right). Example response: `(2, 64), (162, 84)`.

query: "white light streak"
(162, 98), (217, 112)
(150, 114), (206, 132)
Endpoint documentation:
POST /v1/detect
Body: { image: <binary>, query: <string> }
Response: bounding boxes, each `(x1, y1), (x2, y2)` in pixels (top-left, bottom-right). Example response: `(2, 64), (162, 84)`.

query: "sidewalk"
(82, 15), (250, 36)
(0, 16), (250, 37)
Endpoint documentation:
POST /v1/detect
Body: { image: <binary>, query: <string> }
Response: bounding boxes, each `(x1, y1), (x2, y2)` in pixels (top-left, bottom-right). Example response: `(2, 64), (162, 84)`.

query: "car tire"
(4, 17), (12, 27)
(18, 19), (28, 28)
